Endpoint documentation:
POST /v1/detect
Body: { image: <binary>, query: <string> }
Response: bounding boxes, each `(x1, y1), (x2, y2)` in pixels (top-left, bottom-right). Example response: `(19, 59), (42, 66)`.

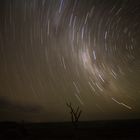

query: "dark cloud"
(0, 96), (43, 113)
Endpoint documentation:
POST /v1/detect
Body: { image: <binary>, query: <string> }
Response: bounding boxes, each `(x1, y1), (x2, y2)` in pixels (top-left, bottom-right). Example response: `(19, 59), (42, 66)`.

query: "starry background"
(0, 0), (140, 122)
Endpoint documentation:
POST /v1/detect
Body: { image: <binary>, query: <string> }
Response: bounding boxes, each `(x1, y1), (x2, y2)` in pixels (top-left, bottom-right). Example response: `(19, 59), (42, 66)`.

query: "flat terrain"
(0, 120), (140, 140)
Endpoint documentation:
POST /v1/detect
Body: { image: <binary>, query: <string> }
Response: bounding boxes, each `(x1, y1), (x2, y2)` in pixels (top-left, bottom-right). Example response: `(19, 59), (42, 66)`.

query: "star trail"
(0, 0), (140, 122)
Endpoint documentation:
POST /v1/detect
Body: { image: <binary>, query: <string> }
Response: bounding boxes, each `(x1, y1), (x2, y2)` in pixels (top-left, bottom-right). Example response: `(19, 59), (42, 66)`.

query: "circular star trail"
(0, 0), (140, 121)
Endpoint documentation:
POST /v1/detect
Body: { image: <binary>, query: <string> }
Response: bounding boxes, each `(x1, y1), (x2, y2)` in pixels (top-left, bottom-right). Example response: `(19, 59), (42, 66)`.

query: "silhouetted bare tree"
(66, 102), (82, 129)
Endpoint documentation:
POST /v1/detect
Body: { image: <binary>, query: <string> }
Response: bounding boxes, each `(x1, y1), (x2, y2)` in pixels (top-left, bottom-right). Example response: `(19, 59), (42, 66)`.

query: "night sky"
(0, 0), (140, 122)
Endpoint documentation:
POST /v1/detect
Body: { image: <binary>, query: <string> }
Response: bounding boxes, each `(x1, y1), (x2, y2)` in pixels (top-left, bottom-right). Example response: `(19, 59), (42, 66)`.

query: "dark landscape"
(0, 119), (140, 140)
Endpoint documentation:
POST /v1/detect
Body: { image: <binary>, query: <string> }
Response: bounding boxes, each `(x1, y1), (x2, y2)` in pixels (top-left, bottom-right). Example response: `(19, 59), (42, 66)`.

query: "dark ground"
(0, 119), (140, 140)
